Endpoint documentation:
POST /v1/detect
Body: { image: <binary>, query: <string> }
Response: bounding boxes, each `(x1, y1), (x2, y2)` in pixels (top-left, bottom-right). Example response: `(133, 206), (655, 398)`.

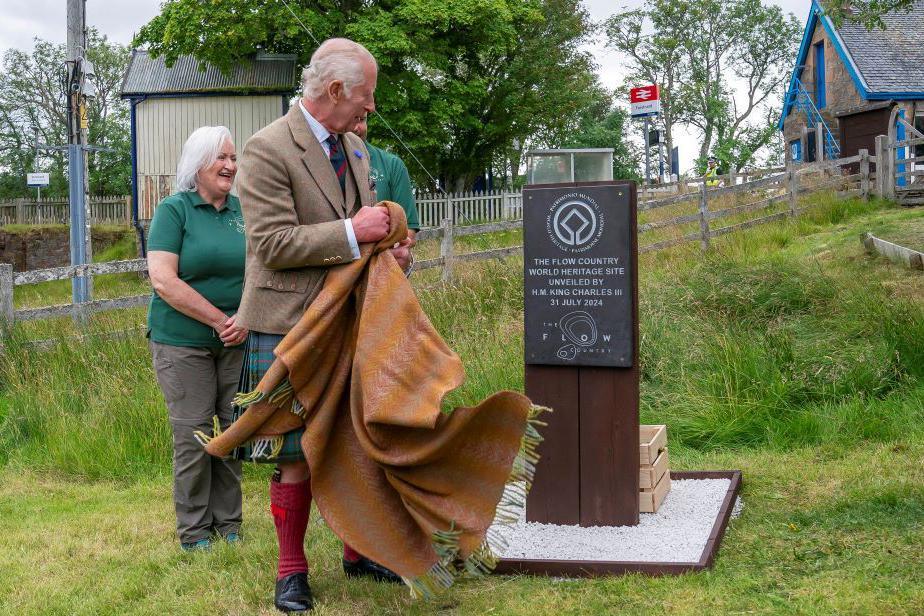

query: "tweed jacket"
(236, 105), (374, 334)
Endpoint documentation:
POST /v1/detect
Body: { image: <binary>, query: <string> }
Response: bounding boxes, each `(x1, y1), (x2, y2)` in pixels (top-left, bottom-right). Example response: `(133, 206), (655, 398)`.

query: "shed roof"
(837, 1), (924, 95)
(121, 50), (298, 97)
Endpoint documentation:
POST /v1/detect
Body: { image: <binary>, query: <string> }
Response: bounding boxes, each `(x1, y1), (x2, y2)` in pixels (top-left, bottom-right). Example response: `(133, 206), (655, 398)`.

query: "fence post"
(14, 199), (24, 225)
(444, 192), (453, 225)
(0, 263), (13, 331)
(788, 165), (799, 216)
(883, 134), (896, 200)
(874, 135), (886, 197)
(698, 182), (710, 251)
(440, 217), (455, 283)
(859, 149), (870, 198)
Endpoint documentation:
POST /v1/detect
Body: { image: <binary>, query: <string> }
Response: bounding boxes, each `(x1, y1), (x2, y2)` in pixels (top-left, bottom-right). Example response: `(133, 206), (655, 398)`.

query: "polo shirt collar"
(185, 189), (238, 212)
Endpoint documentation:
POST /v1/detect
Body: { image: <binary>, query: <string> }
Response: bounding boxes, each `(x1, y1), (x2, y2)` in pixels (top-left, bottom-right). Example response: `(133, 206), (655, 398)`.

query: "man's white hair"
(175, 125), (233, 193)
(301, 38), (377, 101)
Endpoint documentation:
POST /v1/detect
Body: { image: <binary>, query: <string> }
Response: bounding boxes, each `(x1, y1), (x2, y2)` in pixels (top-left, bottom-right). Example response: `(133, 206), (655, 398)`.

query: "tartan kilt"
(231, 331), (306, 463)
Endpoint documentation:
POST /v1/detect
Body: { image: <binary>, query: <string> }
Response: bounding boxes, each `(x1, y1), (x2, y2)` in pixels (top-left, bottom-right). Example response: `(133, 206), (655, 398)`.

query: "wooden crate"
(640, 448), (669, 490)
(640, 424), (667, 465)
(640, 471), (671, 513)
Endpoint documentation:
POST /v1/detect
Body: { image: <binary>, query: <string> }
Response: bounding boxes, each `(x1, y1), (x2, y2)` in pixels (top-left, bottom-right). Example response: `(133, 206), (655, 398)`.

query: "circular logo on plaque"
(546, 194), (604, 252)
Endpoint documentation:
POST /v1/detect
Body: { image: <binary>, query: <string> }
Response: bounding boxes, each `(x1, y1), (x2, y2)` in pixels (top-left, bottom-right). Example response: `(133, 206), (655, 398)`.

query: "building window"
(814, 42), (826, 109)
(790, 139), (802, 162)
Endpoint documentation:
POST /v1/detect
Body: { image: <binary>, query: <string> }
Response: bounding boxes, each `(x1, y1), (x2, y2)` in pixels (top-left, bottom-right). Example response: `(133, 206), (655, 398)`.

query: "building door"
(896, 110), (907, 188)
(814, 43), (826, 109)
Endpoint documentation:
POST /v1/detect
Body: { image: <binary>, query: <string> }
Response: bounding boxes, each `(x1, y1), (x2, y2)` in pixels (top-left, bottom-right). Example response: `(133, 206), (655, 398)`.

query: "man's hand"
(390, 236), (413, 271)
(351, 206), (390, 243)
(216, 315), (249, 347)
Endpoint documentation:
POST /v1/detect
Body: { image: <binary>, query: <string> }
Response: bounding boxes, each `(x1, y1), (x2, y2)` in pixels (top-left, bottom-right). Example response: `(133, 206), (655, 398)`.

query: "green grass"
(0, 194), (922, 614)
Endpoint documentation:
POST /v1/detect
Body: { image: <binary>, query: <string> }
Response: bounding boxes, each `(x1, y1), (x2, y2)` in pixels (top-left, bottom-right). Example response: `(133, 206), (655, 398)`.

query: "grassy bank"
(0, 194), (921, 613)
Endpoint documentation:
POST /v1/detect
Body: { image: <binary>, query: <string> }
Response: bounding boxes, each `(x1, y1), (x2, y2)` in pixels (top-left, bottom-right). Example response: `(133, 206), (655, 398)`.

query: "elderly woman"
(147, 125), (248, 551)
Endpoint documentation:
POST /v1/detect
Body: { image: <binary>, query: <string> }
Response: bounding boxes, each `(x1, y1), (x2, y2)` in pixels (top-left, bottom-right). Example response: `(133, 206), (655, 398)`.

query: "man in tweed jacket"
(234, 38), (412, 613)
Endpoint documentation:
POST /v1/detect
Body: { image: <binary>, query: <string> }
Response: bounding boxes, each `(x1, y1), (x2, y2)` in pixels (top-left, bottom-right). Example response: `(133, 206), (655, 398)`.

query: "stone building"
(779, 0), (924, 167)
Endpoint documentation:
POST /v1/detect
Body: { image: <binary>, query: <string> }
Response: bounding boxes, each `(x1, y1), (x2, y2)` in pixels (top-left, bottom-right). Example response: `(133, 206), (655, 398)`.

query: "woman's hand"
(216, 315), (249, 347)
(390, 236), (413, 271)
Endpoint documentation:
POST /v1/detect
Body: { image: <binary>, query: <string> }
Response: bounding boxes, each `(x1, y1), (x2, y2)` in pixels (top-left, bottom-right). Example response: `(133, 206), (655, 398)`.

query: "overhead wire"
(278, 0), (448, 195)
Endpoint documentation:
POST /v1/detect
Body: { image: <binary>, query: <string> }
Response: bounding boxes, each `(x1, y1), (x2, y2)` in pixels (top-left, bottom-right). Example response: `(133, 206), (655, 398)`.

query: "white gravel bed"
(493, 478), (733, 563)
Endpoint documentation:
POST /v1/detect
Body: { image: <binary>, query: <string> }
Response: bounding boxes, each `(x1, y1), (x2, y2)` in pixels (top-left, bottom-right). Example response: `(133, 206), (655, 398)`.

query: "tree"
(0, 30), (131, 199)
(604, 0), (689, 180)
(604, 0), (799, 173)
(677, 0), (800, 171)
(133, 0), (601, 191)
(822, 0), (916, 28)
(560, 104), (640, 182)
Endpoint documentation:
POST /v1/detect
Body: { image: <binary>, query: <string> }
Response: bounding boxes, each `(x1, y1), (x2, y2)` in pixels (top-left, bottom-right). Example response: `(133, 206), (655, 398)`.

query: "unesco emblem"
(546, 193), (604, 252)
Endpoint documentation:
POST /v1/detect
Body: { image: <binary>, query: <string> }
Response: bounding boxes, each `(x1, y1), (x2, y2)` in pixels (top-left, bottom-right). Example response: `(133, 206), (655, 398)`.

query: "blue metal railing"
(789, 74), (840, 160)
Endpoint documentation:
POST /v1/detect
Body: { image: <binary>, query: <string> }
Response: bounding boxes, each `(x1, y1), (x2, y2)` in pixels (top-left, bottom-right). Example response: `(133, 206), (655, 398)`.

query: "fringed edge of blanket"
(193, 378), (304, 458)
(403, 403), (551, 599)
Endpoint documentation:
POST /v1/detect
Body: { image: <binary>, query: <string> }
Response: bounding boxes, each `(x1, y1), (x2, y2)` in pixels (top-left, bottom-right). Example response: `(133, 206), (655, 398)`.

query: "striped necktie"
(325, 134), (347, 194)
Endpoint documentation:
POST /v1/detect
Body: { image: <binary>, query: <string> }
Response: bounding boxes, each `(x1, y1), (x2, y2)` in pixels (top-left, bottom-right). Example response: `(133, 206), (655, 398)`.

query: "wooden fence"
(0, 196), (132, 225)
(414, 189), (523, 227)
(876, 130), (924, 207)
(0, 154), (875, 328)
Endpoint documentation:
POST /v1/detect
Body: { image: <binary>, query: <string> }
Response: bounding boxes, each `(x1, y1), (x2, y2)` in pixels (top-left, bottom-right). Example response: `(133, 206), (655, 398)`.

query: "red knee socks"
(270, 478), (311, 580)
(342, 542), (362, 563)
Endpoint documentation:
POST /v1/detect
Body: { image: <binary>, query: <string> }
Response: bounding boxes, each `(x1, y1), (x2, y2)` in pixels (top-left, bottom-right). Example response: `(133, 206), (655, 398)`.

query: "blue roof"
(778, 0), (924, 129)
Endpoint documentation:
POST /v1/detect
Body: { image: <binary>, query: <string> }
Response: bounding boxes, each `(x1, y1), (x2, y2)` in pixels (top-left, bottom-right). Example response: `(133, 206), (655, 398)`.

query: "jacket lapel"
(343, 134), (369, 215)
(286, 106), (347, 218)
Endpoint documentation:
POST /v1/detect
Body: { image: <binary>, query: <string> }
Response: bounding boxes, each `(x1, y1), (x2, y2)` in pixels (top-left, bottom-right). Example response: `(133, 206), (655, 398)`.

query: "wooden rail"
(0, 155), (875, 328)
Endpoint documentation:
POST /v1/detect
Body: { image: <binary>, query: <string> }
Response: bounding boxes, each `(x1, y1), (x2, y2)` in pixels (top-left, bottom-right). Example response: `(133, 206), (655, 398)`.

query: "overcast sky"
(0, 0), (813, 174)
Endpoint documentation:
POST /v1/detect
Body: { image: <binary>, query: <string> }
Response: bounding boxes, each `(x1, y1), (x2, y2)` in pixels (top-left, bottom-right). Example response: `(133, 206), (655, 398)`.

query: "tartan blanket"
(198, 202), (545, 597)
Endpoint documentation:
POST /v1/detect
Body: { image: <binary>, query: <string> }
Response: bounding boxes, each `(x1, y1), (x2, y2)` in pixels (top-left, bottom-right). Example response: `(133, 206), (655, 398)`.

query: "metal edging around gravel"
(493, 469), (743, 577)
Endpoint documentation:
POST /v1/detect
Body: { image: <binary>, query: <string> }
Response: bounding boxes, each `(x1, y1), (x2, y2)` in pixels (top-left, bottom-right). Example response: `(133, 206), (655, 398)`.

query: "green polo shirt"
(146, 191), (246, 348)
(366, 142), (420, 230)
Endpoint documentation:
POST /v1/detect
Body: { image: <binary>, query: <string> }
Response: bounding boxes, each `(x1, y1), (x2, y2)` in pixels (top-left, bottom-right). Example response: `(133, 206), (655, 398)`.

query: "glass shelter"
(525, 148), (614, 185)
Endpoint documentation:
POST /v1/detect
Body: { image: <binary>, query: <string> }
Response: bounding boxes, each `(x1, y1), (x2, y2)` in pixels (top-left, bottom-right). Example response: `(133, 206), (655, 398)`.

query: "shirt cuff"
(344, 219), (361, 260)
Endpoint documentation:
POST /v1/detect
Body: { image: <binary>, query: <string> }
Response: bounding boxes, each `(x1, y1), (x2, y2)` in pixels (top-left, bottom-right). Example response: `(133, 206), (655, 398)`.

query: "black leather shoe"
(274, 572), (313, 613)
(343, 556), (403, 584)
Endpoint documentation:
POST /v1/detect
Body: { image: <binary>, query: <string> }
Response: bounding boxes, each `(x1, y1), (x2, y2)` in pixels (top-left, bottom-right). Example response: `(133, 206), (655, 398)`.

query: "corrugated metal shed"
(121, 50), (298, 96)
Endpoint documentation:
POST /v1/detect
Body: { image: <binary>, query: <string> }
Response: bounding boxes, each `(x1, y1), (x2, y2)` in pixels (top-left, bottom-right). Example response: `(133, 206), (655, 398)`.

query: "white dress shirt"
(298, 100), (360, 260)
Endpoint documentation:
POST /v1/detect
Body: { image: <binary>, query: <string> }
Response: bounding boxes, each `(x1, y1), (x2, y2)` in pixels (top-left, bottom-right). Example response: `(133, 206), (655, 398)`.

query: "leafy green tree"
(0, 30), (131, 199)
(605, 0), (689, 179)
(134, 0), (600, 191)
(605, 0), (799, 173)
(822, 0), (916, 28)
(560, 105), (640, 181)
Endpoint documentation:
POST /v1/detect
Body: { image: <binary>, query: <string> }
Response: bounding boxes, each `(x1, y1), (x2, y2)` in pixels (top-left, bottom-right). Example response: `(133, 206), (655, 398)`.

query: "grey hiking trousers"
(150, 340), (244, 544)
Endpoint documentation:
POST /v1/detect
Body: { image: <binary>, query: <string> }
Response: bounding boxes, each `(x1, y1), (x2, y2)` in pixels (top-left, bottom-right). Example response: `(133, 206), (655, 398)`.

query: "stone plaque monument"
(523, 180), (639, 527)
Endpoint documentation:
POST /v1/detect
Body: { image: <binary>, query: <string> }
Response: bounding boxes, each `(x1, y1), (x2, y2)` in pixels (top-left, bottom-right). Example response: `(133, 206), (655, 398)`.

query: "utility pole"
(33, 129), (41, 201)
(66, 0), (93, 307)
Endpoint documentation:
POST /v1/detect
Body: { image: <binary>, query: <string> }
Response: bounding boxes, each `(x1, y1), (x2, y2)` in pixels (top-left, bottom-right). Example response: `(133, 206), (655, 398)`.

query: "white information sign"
(27, 172), (50, 187)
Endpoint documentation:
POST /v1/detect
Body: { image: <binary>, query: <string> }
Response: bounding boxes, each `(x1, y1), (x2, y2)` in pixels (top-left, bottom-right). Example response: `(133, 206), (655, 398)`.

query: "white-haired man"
(233, 38), (411, 613)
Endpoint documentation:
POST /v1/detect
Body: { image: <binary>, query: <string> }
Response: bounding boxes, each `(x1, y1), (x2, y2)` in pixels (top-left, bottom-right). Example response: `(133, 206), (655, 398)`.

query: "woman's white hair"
(175, 125), (233, 193)
(301, 38), (377, 101)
